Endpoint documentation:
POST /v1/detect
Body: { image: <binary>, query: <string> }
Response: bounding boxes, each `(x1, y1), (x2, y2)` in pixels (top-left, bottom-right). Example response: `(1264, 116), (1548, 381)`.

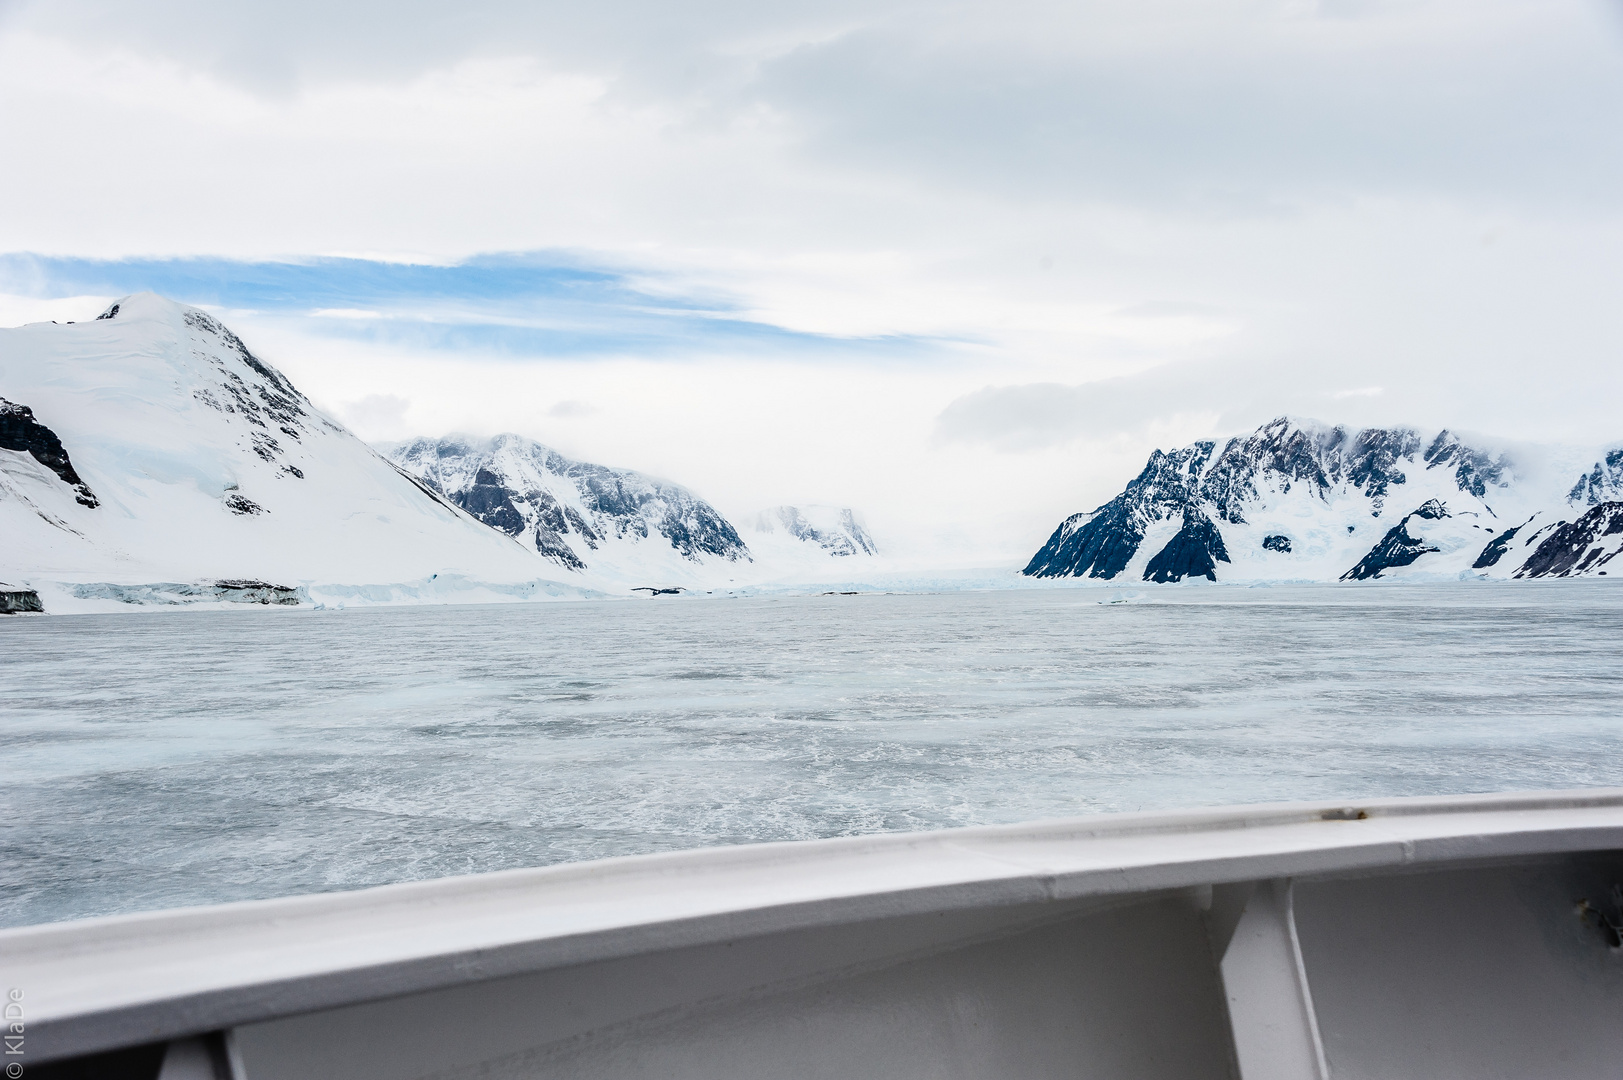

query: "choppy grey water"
(3, 582), (1622, 929)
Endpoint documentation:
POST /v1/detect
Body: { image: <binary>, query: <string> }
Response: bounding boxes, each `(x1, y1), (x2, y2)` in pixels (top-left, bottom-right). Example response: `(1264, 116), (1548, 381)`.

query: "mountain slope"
(749, 505), (877, 557)
(0, 294), (585, 607)
(383, 434), (748, 584)
(1024, 417), (1620, 583)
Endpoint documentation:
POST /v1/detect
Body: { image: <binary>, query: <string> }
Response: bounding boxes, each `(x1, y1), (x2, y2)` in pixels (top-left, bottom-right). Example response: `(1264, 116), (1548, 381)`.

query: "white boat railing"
(6, 789), (1623, 1079)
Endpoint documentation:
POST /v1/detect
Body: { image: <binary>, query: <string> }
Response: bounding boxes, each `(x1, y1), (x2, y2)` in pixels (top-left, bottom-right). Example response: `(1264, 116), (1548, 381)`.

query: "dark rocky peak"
(1515, 502), (1623, 578)
(1219, 416), (1339, 484)
(0, 397), (98, 507)
(1143, 507), (1230, 583)
(1568, 449), (1623, 506)
(1201, 418), (1339, 521)
(178, 305), (317, 476)
(1341, 426), (1421, 502)
(384, 433), (748, 568)
(1123, 441), (1214, 518)
(1199, 417), (1418, 521)
(1342, 522), (1435, 580)
(1423, 431), (1509, 499)
(1340, 500), (1447, 580)
(455, 470), (527, 538)
(1023, 502), (1139, 579)
(1023, 441), (1214, 579)
(181, 309), (305, 403)
(95, 302), (119, 320)
(1411, 498), (1449, 520)
(1472, 518), (1530, 569)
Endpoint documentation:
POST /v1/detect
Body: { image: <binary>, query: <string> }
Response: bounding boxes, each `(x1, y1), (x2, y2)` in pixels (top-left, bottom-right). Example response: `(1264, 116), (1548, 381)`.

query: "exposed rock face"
(750, 506), (877, 557)
(1568, 450), (1623, 507)
(181, 309), (320, 480)
(1024, 443), (1212, 578)
(0, 397), (98, 507)
(385, 434), (748, 573)
(1472, 523), (1523, 569)
(224, 492), (264, 515)
(1425, 431), (1509, 500)
(69, 580), (304, 605)
(1514, 503), (1623, 578)
(1342, 501), (1449, 580)
(1018, 417), (1623, 582)
(1201, 419), (1420, 523)
(1024, 417), (1510, 582)
(1143, 507), (1230, 582)
(212, 580), (303, 604)
(0, 585), (43, 613)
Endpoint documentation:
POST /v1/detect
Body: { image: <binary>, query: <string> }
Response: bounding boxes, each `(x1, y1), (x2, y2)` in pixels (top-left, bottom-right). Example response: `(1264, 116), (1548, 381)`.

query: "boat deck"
(7, 790), (1623, 1079)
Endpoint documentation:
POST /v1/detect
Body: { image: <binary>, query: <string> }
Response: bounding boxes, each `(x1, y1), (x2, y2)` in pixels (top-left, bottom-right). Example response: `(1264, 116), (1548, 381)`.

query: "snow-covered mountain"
(748, 505), (877, 557)
(0, 294), (591, 609)
(382, 434), (749, 583)
(1024, 417), (1623, 583)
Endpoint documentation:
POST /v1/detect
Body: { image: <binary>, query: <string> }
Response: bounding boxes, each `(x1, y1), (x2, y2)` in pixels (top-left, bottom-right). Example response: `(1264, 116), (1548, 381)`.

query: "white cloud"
(338, 393), (412, 438)
(0, 293), (115, 327)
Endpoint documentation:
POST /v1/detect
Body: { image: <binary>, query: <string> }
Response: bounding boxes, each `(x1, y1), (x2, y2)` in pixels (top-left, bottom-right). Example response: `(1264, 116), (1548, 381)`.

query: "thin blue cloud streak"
(0, 252), (936, 360)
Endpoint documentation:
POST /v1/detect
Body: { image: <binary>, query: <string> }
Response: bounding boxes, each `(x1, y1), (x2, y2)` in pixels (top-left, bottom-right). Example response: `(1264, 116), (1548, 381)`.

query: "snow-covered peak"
(750, 505), (877, 557)
(0, 295), (582, 607)
(1024, 415), (1611, 583)
(384, 433), (748, 575)
(1568, 449), (1623, 506)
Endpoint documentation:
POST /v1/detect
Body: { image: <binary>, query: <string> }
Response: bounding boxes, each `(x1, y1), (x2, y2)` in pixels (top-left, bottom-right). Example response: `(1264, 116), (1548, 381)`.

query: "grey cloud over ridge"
(935, 354), (1430, 453)
(935, 369), (1232, 452)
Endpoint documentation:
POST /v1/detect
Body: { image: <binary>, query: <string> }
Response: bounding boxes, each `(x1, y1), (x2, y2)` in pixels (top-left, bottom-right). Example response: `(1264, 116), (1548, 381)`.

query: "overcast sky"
(2, 0), (1621, 561)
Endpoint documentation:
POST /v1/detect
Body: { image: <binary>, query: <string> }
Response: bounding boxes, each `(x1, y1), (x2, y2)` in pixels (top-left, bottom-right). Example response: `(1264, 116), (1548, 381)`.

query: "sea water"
(3, 581), (1621, 928)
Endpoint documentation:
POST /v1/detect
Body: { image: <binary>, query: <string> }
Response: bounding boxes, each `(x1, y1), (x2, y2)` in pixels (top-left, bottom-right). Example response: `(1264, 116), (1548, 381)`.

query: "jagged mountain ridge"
(1025, 417), (1621, 583)
(383, 434), (749, 575)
